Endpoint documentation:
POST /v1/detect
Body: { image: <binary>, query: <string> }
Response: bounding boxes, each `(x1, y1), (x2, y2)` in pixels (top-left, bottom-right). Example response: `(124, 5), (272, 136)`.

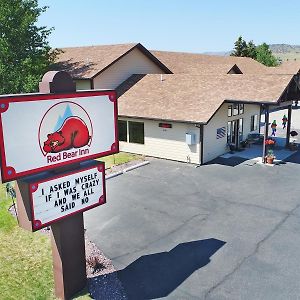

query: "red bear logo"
(43, 117), (90, 153)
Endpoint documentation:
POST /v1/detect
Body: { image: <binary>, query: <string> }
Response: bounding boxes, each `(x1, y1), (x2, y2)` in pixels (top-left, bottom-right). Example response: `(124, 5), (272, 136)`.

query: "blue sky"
(38, 0), (300, 53)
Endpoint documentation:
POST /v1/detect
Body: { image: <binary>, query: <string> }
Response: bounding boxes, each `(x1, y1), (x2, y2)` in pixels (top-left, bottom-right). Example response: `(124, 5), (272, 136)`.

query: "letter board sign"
(0, 90), (118, 182)
(25, 161), (106, 231)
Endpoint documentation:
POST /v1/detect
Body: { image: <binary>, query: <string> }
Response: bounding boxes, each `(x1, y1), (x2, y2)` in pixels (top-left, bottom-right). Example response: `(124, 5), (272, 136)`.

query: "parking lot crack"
(112, 211), (211, 261)
(220, 198), (286, 215)
(204, 205), (298, 299)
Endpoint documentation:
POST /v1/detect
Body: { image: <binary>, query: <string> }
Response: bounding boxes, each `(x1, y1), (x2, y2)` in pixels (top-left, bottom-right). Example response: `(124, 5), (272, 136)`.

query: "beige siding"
(93, 48), (165, 89)
(119, 118), (201, 164)
(203, 103), (260, 163)
(75, 80), (91, 90)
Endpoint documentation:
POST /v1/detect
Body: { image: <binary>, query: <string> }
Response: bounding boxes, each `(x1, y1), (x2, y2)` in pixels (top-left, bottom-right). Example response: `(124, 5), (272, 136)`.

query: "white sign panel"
(0, 91), (118, 182)
(29, 162), (105, 231)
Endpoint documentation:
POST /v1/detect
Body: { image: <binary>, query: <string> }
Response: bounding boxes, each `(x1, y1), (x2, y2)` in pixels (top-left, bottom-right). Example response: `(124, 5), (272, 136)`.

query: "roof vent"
(160, 74), (164, 82)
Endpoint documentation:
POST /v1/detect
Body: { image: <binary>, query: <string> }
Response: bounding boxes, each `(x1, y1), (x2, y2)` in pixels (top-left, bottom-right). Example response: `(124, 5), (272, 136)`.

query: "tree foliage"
(231, 36), (278, 67)
(0, 0), (57, 94)
(256, 43), (278, 67)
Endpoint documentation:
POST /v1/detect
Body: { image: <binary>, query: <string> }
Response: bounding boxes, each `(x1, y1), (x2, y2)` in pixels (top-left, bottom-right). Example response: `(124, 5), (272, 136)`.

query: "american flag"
(216, 127), (226, 139)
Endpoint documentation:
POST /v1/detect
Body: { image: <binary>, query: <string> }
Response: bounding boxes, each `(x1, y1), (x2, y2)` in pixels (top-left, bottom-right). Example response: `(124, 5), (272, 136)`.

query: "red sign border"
(0, 90), (118, 182)
(28, 161), (106, 231)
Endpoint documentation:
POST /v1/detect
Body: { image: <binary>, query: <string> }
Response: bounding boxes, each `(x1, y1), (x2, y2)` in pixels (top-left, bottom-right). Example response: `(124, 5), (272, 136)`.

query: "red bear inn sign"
(0, 90), (118, 182)
(5, 71), (119, 299)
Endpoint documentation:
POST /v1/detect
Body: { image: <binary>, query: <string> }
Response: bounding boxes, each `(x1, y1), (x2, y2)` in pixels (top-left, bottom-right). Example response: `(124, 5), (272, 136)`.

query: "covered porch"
(225, 74), (300, 164)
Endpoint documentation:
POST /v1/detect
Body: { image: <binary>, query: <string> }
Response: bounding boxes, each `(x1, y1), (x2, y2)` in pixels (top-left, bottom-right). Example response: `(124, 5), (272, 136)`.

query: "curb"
(105, 161), (150, 180)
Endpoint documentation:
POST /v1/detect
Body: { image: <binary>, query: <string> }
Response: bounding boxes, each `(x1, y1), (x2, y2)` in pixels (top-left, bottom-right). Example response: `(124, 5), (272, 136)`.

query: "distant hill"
(203, 44), (300, 62)
(269, 44), (300, 61)
(202, 51), (231, 56)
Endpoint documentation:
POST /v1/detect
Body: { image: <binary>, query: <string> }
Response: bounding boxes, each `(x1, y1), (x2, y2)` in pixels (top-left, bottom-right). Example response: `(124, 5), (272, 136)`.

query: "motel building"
(56, 43), (300, 165)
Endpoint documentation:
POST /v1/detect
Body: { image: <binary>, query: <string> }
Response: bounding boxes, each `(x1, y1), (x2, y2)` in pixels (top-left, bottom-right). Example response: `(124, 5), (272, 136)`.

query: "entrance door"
(227, 119), (243, 149)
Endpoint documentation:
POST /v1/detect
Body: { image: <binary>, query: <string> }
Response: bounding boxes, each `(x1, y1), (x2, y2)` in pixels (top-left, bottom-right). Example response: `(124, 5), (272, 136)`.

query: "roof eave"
(118, 114), (206, 125)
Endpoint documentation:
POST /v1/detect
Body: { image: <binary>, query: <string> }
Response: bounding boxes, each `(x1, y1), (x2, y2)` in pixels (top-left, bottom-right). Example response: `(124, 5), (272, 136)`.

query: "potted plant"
(265, 149), (275, 164)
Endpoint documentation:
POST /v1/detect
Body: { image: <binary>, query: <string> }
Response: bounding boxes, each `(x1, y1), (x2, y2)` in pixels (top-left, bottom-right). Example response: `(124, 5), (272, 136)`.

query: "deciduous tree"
(256, 43), (278, 67)
(0, 0), (57, 94)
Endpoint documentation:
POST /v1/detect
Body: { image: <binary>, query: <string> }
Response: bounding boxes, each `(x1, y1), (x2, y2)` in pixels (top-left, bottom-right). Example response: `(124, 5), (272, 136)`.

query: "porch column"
(286, 104), (292, 147)
(262, 105), (269, 163)
(258, 104), (263, 134)
(200, 124), (204, 165)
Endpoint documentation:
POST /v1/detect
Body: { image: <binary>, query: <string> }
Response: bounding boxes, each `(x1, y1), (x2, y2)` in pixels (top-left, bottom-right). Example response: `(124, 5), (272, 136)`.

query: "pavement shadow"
(284, 150), (300, 164)
(88, 238), (225, 300)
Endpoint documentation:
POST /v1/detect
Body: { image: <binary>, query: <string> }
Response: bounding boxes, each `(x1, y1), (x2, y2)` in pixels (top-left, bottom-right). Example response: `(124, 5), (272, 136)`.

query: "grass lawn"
(0, 153), (139, 298)
(97, 152), (143, 169)
(0, 183), (91, 300)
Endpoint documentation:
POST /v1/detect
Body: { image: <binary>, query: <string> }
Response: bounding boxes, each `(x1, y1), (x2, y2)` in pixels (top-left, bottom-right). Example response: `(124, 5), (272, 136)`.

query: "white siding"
(75, 80), (91, 90)
(203, 103), (260, 163)
(119, 118), (201, 164)
(93, 48), (165, 89)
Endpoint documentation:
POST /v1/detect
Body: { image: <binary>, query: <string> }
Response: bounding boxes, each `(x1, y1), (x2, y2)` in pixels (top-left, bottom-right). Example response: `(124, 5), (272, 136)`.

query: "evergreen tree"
(0, 0), (57, 94)
(246, 40), (257, 59)
(231, 36), (248, 57)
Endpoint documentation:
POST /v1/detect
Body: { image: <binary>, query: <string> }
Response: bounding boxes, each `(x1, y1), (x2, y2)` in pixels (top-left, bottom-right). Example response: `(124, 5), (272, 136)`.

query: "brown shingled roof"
(118, 74), (294, 124)
(54, 43), (171, 79)
(265, 61), (300, 75)
(151, 50), (269, 74)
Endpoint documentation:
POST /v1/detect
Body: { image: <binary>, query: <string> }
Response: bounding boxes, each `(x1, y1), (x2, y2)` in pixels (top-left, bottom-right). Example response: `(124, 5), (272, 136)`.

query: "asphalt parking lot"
(85, 150), (300, 300)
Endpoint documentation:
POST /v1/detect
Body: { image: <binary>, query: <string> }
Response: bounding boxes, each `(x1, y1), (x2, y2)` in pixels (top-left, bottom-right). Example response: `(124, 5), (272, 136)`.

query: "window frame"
(228, 105), (233, 117)
(239, 104), (244, 114)
(128, 121), (145, 144)
(233, 104), (239, 116)
(250, 114), (258, 131)
(118, 120), (128, 142)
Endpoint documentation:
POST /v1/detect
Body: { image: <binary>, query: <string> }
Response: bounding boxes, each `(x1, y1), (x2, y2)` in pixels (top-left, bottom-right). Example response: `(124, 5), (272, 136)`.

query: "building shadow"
(205, 156), (249, 167)
(88, 238), (226, 300)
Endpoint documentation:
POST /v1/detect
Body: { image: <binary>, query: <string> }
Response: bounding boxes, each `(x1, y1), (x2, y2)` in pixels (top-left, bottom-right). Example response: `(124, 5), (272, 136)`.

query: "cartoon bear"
(43, 116), (90, 153)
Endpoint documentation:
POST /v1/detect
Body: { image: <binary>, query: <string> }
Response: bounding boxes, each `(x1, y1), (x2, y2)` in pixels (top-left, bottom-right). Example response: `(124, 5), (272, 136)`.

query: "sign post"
(2, 71), (118, 299)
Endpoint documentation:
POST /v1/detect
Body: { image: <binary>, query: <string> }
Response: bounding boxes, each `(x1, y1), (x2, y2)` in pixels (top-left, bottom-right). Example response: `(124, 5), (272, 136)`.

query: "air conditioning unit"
(186, 133), (196, 145)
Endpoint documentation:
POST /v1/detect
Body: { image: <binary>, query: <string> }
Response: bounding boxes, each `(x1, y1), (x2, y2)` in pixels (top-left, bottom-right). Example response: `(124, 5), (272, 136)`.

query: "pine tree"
(246, 40), (257, 59)
(231, 36), (248, 57)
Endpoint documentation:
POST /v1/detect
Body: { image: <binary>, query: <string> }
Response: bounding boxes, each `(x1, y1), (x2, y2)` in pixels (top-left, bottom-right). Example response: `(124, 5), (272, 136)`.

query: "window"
(250, 115), (258, 131)
(228, 103), (244, 117)
(239, 104), (244, 114)
(228, 105), (233, 117)
(129, 121), (144, 144)
(118, 120), (127, 142)
(233, 104), (239, 116)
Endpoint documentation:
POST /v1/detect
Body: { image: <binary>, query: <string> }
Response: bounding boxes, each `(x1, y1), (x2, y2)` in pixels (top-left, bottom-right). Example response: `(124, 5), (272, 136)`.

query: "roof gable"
(54, 43), (171, 79)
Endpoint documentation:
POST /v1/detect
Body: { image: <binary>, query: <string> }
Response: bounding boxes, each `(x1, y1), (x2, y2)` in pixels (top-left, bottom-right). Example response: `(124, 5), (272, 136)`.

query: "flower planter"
(266, 156), (275, 164)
